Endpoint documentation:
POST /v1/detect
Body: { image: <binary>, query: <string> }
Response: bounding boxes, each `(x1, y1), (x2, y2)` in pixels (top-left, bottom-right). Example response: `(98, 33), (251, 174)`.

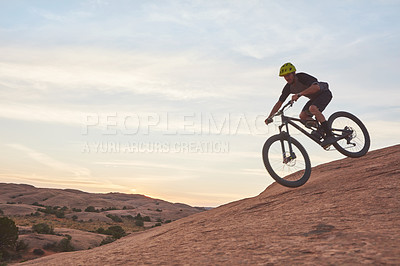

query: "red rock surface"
(19, 145), (400, 265)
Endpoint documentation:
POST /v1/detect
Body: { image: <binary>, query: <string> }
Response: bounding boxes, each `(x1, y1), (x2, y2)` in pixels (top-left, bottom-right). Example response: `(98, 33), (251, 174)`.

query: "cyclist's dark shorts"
(302, 83), (332, 114)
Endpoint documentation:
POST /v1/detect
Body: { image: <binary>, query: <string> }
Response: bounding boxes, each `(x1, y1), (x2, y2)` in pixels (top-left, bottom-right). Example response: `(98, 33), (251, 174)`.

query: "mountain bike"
(262, 101), (370, 187)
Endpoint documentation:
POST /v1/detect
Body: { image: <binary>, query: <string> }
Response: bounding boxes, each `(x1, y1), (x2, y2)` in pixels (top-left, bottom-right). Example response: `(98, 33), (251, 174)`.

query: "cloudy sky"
(1, 0), (399, 206)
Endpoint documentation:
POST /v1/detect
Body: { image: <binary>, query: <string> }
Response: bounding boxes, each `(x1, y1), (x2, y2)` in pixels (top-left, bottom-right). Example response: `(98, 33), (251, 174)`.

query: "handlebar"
(274, 100), (293, 117)
(265, 100), (294, 125)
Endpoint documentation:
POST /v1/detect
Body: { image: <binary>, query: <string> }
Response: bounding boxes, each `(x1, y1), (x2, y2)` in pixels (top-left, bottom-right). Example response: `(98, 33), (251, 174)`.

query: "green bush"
(33, 249), (44, 256)
(105, 226), (126, 239)
(135, 220), (144, 227)
(84, 206), (98, 212)
(101, 207), (117, 211)
(57, 238), (74, 252)
(0, 217), (18, 251)
(122, 215), (134, 220)
(32, 202), (45, 207)
(32, 223), (54, 234)
(134, 213), (142, 220)
(100, 237), (115, 246)
(55, 211), (65, 218)
(37, 206), (65, 218)
(43, 242), (57, 250)
(16, 240), (29, 252)
(96, 227), (106, 234)
(106, 214), (122, 223)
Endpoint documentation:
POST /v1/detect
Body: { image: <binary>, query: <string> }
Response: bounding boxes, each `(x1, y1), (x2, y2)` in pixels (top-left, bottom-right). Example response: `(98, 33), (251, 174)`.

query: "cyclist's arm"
(298, 83), (320, 97)
(266, 85), (289, 124)
(267, 101), (283, 119)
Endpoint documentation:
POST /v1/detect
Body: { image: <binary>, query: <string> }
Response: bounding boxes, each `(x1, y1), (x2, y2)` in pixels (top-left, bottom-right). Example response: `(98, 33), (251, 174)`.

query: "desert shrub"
(37, 206), (64, 218)
(55, 211), (65, 218)
(43, 242), (57, 250)
(0, 217), (18, 251)
(105, 226), (126, 239)
(30, 211), (41, 217)
(33, 249), (44, 256)
(101, 207), (117, 211)
(84, 206), (99, 212)
(106, 214), (122, 223)
(165, 220), (172, 224)
(154, 223), (161, 227)
(57, 238), (74, 252)
(72, 215), (78, 221)
(37, 207), (50, 214)
(32, 223), (54, 234)
(134, 213), (143, 220)
(100, 237), (115, 246)
(96, 227), (106, 234)
(155, 209), (162, 212)
(0, 208), (3, 215)
(15, 240), (29, 252)
(122, 215), (134, 220)
(143, 216), (151, 222)
(72, 208), (82, 212)
(135, 220), (144, 227)
(32, 202), (45, 207)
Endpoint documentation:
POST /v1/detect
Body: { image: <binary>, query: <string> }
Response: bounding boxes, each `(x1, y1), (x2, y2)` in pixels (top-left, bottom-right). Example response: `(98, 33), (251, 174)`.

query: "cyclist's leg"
(309, 90), (335, 145)
(308, 90), (332, 124)
(300, 100), (317, 127)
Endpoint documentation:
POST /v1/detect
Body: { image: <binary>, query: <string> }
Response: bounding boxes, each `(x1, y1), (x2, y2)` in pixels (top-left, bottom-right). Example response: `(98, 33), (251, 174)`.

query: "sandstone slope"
(20, 145), (400, 265)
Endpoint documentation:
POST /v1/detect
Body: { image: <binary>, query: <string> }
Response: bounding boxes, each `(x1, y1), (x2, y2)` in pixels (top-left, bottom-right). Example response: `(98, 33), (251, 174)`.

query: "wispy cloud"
(6, 143), (91, 177)
(0, 172), (137, 194)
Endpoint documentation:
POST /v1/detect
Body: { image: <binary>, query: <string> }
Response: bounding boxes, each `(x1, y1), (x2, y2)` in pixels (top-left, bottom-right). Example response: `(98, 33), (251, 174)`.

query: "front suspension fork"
(279, 123), (296, 163)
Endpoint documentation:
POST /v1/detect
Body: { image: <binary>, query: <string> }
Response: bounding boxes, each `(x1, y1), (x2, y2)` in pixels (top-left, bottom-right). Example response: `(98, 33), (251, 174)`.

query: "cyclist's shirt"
(279, 72), (324, 102)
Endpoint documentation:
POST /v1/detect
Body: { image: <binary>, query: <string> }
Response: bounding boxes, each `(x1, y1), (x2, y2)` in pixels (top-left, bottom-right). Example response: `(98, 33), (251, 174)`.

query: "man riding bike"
(265, 62), (337, 147)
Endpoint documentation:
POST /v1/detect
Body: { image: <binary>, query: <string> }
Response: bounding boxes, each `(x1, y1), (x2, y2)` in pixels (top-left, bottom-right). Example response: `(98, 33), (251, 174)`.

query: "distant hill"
(0, 184), (204, 223)
(19, 145), (400, 265)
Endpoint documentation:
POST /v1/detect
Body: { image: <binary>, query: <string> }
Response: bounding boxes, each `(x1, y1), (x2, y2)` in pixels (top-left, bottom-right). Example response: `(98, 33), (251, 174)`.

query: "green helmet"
(279, 62), (296, 76)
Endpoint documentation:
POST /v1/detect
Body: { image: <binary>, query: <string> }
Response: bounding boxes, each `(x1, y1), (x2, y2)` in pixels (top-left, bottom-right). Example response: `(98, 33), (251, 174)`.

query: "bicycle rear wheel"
(328, 111), (370, 158)
(262, 134), (311, 188)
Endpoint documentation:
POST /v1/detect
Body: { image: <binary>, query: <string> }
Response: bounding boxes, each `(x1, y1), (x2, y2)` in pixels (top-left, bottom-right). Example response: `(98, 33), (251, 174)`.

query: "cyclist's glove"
(265, 117), (273, 125)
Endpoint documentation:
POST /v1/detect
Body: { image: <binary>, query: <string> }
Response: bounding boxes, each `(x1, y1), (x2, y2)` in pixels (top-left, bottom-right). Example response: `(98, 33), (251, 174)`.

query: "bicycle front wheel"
(328, 111), (370, 158)
(262, 134), (311, 188)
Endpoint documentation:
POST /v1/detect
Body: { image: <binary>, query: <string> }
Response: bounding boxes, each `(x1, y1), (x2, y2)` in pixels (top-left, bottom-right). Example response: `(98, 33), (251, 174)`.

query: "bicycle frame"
(275, 101), (322, 146)
(274, 101), (353, 155)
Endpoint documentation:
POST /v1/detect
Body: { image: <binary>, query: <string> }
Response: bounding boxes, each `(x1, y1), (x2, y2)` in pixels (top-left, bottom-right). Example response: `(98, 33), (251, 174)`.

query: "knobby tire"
(262, 134), (311, 188)
(328, 111), (370, 158)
